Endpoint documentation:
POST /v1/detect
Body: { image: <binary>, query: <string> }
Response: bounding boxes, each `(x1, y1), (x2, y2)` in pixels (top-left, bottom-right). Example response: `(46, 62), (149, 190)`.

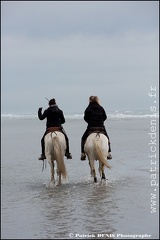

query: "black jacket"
(84, 102), (107, 128)
(38, 105), (65, 128)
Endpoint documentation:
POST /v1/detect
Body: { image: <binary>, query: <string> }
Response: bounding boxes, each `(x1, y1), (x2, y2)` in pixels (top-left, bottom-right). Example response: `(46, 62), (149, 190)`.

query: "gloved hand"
(39, 107), (43, 111)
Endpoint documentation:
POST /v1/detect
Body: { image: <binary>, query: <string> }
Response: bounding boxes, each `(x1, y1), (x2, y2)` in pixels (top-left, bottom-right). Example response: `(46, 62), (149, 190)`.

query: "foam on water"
(1, 110), (159, 120)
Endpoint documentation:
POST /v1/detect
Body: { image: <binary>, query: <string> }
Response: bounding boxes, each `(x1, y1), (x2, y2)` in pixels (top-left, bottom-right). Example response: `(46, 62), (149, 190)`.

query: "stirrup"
(38, 154), (46, 160)
(65, 152), (72, 159)
(107, 153), (112, 160)
(81, 153), (86, 161)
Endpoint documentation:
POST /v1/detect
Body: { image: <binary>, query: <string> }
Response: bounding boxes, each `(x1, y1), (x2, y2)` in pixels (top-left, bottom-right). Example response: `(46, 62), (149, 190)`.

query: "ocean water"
(1, 111), (159, 239)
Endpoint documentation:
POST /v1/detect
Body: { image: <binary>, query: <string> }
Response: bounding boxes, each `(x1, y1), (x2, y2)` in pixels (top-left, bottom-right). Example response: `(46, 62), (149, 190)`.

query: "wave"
(1, 111), (159, 120)
(1, 114), (37, 119)
(108, 112), (159, 120)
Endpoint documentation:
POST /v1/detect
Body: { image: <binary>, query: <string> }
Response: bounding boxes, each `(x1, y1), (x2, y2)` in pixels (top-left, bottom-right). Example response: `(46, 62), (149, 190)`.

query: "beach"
(1, 111), (159, 239)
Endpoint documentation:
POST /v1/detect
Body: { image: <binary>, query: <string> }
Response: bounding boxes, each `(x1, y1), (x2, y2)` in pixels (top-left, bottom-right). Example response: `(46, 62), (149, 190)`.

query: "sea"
(1, 110), (159, 239)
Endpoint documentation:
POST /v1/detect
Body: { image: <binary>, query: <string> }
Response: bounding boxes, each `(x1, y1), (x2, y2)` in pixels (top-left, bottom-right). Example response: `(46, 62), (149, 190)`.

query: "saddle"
(46, 127), (62, 135)
(88, 127), (105, 136)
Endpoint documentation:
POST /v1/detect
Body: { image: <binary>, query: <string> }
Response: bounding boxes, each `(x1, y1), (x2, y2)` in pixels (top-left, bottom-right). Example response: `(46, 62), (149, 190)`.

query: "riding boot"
(38, 136), (46, 160)
(80, 129), (90, 160)
(61, 128), (72, 159)
(64, 136), (72, 159)
(81, 139), (86, 160)
(104, 130), (111, 153)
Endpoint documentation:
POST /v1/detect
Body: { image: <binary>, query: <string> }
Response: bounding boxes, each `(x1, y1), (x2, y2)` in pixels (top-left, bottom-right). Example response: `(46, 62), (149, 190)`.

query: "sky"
(1, 1), (159, 114)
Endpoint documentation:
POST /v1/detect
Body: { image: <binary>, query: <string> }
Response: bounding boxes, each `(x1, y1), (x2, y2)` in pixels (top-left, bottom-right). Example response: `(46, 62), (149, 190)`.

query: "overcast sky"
(1, 1), (159, 114)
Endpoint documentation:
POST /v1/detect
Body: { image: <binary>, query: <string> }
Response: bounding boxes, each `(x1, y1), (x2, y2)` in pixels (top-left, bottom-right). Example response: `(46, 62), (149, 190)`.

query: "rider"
(38, 98), (72, 160)
(81, 96), (112, 161)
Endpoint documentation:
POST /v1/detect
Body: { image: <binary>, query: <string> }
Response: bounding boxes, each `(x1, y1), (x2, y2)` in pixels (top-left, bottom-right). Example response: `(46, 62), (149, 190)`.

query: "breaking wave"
(1, 110), (159, 120)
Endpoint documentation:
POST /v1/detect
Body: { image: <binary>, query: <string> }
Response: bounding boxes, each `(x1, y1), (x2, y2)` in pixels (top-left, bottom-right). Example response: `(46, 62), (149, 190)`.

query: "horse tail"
(94, 136), (111, 170)
(52, 135), (67, 180)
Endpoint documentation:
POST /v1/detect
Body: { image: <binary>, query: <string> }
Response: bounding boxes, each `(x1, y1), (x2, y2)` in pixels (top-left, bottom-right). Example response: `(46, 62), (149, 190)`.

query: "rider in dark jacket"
(38, 98), (72, 160)
(81, 96), (112, 160)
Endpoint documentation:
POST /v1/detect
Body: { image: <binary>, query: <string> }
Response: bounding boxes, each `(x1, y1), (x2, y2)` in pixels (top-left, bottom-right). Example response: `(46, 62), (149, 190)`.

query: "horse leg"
(101, 164), (108, 181)
(50, 160), (55, 182)
(93, 171), (97, 183)
(58, 172), (62, 186)
(56, 168), (62, 186)
(89, 159), (97, 183)
(101, 164), (106, 180)
(88, 160), (93, 176)
(98, 159), (107, 181)
(99, 162), (105, 179)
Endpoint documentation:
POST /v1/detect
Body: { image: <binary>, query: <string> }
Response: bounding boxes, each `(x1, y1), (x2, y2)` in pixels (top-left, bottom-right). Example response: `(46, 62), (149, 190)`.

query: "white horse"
(84, 132), (111, 183)
(44, 131), (67, 186)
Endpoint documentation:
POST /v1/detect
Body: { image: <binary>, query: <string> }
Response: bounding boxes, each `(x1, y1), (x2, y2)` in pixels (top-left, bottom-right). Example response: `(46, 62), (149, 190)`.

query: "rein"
(88, 128), (105, 136)
(96, 132), (100, 137)
(42, 159), (47, 172)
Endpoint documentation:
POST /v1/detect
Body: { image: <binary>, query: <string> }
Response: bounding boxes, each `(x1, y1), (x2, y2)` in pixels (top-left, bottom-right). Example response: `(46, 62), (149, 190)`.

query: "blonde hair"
(89, 96), (101, 105)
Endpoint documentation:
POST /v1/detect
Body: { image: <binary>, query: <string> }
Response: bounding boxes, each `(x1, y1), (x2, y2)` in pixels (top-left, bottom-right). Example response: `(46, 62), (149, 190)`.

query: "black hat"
(49, 98), (56, 105)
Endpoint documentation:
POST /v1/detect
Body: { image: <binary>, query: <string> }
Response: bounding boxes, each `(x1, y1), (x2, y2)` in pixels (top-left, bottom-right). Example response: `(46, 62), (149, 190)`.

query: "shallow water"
(1, 116), (159, 239)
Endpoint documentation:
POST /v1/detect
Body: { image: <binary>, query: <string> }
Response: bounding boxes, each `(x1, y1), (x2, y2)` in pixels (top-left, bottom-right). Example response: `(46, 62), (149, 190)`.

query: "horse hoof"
(101, 178), (108, 181)
(94, 177), (97, 183)
(56, 183), (61, 187)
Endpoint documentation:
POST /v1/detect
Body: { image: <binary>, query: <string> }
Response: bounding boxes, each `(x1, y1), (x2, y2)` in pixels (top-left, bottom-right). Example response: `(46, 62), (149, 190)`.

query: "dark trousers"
(81, 127), (111, 153)
(41, 129), (70, 156)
